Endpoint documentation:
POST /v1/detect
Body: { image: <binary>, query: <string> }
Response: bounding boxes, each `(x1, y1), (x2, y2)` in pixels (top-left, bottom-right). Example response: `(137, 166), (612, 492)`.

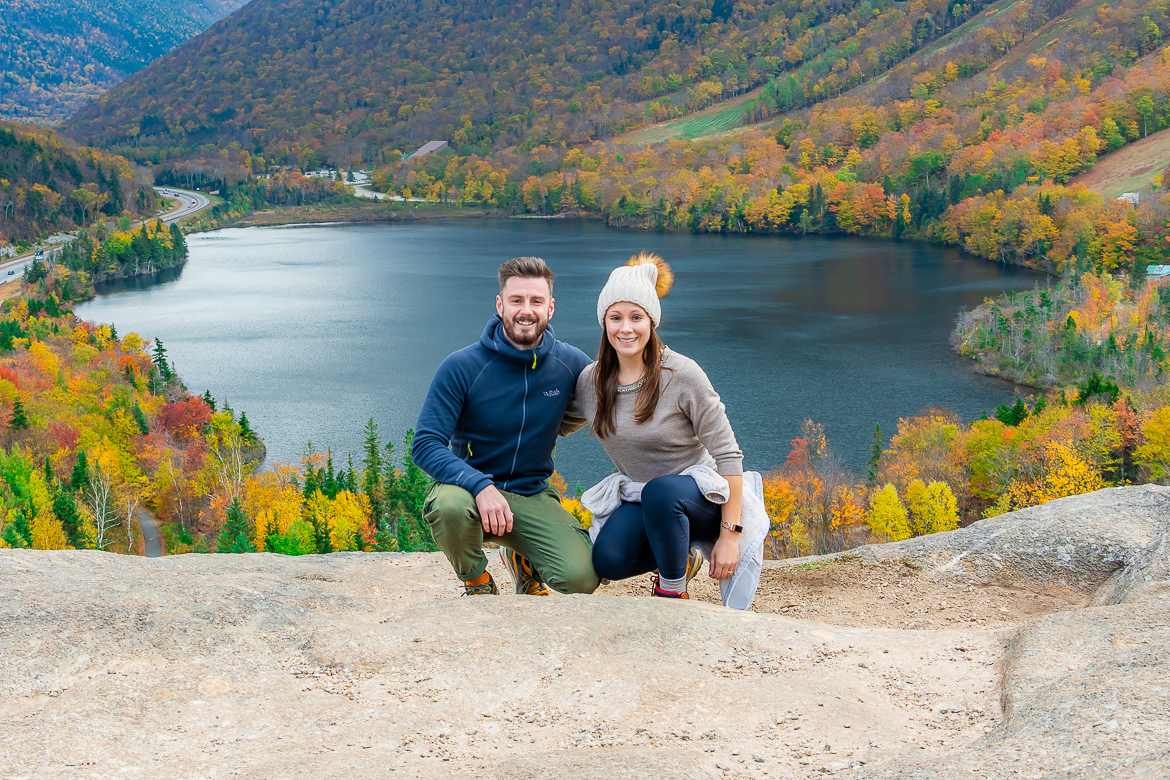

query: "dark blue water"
(75, 219), (1039, 487)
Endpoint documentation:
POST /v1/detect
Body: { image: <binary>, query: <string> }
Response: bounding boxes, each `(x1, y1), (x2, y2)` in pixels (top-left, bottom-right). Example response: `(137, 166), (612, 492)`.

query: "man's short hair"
(498, 256), (554, 295)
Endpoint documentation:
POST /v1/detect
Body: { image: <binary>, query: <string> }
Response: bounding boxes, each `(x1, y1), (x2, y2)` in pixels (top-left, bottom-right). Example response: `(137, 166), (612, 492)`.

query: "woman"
(575, 252), (745, 599)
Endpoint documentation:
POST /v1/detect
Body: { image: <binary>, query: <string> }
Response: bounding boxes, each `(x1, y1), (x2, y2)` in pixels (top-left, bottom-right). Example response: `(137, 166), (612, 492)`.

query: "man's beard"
(502, 314), (549, 348)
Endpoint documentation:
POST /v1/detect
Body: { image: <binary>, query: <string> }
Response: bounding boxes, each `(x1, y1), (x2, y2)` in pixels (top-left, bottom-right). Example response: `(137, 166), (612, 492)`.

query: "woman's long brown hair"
(592, 322), (667, 439)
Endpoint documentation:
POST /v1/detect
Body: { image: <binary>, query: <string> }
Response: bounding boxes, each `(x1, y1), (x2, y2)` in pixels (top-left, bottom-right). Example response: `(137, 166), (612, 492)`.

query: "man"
(412, 256), (598, 596)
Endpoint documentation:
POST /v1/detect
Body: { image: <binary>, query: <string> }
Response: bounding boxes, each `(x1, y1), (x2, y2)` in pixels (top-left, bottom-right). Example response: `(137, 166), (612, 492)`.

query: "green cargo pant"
(423, 483), (599, 594)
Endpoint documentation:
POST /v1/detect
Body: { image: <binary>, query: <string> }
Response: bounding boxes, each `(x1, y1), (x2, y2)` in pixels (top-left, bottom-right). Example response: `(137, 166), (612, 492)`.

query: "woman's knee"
(640, 475), (693, 517)
(591, 542), (626, 582)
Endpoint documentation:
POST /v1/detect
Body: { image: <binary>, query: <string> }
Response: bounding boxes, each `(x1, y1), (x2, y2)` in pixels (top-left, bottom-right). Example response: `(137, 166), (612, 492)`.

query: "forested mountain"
(0, 0), (250, 123)
(0, 123), (162, 246)
(64, 0), (1002, 166)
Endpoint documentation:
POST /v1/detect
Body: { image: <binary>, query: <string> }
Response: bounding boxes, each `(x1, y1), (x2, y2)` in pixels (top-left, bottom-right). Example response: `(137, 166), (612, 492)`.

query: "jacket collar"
(480, 314), (556, 366)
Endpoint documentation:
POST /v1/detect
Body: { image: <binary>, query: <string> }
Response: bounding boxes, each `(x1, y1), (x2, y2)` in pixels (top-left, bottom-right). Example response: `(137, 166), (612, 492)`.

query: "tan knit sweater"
(567, 348), (744, 482)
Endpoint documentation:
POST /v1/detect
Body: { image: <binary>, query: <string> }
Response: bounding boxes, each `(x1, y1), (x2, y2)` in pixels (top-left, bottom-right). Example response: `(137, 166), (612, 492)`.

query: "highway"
(0, 186), (211, 278)
(153, 186), (212, 224)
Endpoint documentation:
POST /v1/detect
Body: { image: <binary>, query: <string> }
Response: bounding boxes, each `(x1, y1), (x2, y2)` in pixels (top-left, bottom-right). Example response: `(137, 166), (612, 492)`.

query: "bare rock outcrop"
(1, 486), (1166, 779)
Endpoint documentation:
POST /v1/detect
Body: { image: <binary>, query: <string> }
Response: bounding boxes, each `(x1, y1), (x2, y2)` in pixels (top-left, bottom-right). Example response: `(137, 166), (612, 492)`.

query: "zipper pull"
(532, 353), (537, 369)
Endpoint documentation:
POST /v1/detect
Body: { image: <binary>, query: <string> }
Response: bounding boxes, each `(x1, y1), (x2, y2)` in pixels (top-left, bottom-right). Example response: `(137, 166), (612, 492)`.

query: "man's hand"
(475, 485), (514, 535)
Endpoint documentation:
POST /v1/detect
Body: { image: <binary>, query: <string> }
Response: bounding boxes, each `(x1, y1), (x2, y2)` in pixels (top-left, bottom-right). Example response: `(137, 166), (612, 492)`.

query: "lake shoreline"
(188, 199), (507, 232)
(193, 200), (1049, 397)
(76, 220), (1036, 476)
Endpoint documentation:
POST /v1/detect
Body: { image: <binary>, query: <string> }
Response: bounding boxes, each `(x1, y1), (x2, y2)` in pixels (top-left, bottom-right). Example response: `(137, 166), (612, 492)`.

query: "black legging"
(591, 474), (721, 582)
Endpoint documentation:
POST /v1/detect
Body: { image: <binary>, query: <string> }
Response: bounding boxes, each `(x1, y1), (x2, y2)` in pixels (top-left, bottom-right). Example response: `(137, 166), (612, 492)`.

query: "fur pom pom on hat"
(597, 252), (674, 326)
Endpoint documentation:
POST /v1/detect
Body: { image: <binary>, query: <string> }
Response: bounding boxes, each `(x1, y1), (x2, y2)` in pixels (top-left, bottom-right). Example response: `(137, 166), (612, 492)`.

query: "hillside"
(1072, 126), (1170, 196)
(64, 0), (1005, 167)
(0, 123), (165, 249)
(0, 0), (249, 123)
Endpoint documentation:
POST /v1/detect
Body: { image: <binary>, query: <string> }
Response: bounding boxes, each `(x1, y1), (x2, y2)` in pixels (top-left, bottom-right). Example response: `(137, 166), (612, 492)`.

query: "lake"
(75, 218), (1039, 487)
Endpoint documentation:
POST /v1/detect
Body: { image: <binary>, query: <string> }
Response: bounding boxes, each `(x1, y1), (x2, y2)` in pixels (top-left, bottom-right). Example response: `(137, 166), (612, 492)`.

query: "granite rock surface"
(1, 486), (1166, 779)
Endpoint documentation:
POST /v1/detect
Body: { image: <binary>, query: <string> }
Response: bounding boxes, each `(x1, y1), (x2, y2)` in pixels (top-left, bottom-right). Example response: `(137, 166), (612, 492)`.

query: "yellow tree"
(989, 442), (1104, 515)
(243, 464), (304, 550)
(1137, 405), (1170, 481)
(905, 479), (960, 535)
(868, 483), (910, 542)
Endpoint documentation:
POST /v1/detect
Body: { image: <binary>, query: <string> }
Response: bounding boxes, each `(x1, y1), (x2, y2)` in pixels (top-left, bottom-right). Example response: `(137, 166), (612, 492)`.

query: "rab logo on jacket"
(543, 389), (561, 397)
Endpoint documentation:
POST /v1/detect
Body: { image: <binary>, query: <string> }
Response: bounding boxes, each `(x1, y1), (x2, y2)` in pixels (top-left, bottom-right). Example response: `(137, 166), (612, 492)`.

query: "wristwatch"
(721, 520), (743, 533)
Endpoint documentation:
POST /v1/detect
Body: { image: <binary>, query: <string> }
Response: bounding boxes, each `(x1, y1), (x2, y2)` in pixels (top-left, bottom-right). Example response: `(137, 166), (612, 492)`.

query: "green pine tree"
(995, 397), (1029, 427)
(54, 490), (85, 548)
(132, 401), (150, 435)
(2, 508), (32, 548)
(361, 419), (389, 548)
(867, 423), (883, 483)
(203, 390), (217, 411)
(9, 399), (29, 430)
(152, 339), (173, 381)
(238, 411), (255, 442)
(217, 498), (255, 553)
(71, 451), (89, 491)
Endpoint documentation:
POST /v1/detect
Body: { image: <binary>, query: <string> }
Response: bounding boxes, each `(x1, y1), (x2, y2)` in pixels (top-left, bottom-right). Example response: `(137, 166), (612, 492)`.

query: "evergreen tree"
(54, 490), (84, 548)
(344, 453), (358, 493)
(217, 498), (255, 553)
(323, 453), (337, 498)
(71, 451), (89, 491)
(152, 339), (173, 381)
(9, 399), (29, 430)
(867, 423), (883, 483)
(203, 390), (217, 411)
(309, 501), (333, 554)
(2, 508), (32, 548)
(995, 397), (1029, 427)
(132, 401), (150, 435)
(44, 456), (54, 486)
(238, 411), (255, 442)
(361, 419), (388, 546)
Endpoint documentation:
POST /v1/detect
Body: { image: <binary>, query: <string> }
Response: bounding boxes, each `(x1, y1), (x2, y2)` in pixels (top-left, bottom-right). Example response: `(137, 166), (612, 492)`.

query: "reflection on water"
(74, 219), (1040, 486)
(93, 264), (186, 294)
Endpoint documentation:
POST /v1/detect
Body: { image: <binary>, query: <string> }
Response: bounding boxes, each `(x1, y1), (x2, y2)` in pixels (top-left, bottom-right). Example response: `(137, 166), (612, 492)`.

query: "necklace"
(616, 376), (647, 394)
(616, 349), (668, 394)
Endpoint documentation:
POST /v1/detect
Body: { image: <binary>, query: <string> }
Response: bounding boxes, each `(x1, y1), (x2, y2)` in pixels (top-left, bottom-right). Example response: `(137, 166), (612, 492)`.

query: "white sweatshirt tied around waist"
(581, 463), (769, 610)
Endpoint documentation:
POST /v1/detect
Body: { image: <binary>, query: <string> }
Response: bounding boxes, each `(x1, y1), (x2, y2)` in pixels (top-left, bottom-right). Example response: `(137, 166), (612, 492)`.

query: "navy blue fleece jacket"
(412, 315), (591, 497)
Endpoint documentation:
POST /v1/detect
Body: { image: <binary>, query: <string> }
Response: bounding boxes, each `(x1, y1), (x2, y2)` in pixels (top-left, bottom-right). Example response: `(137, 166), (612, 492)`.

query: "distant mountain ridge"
(63, 0), (991, 167)
(0, 0), (250, 123)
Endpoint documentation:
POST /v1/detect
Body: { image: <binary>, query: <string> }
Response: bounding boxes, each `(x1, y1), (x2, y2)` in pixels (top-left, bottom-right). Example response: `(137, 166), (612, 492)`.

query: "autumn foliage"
(762, 388), (1170, 557)
(0, 294), (436, 555)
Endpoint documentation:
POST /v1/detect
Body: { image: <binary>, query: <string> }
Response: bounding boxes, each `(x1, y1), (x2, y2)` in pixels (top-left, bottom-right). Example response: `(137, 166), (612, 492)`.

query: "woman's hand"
(710, 474), (743, 579)
(709, 533), (740, 580)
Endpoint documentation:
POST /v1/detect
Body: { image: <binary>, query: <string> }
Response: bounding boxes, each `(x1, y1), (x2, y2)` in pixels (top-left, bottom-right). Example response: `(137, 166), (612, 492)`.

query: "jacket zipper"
(505, 360), (531, 491)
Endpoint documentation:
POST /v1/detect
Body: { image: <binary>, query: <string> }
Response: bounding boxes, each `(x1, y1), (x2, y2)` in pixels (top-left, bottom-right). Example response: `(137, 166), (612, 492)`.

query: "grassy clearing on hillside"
(1074, 127), (1170, 197)
(621, 87), (762, 145)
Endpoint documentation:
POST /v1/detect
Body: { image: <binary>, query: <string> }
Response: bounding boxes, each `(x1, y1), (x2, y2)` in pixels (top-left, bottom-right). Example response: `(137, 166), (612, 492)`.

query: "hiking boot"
(463, 571), (499, 596)
(685, 546), (705, 588)
(651, 574), (691, 599)
(650, 548), (704, 600)
(501, 549), (549, 596)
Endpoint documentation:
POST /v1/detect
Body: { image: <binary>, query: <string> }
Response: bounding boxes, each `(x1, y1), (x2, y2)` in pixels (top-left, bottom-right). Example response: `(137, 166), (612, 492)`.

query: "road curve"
(0, 187), (211, 278)
(153, 187), (212, 224)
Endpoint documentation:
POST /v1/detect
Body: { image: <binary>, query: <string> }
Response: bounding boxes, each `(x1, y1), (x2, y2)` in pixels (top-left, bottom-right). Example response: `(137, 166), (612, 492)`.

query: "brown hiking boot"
(501, 549), (549, 596)
(463, 571), (499, 596)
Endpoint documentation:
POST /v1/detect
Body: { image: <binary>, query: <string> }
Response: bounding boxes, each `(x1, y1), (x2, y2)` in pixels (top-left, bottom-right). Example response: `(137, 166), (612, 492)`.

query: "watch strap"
(721, 521), (744, 533)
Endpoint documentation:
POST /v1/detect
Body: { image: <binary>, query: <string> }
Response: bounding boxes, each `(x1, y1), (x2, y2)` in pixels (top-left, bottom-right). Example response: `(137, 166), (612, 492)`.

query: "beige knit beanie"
(596, 252), (675, 326)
